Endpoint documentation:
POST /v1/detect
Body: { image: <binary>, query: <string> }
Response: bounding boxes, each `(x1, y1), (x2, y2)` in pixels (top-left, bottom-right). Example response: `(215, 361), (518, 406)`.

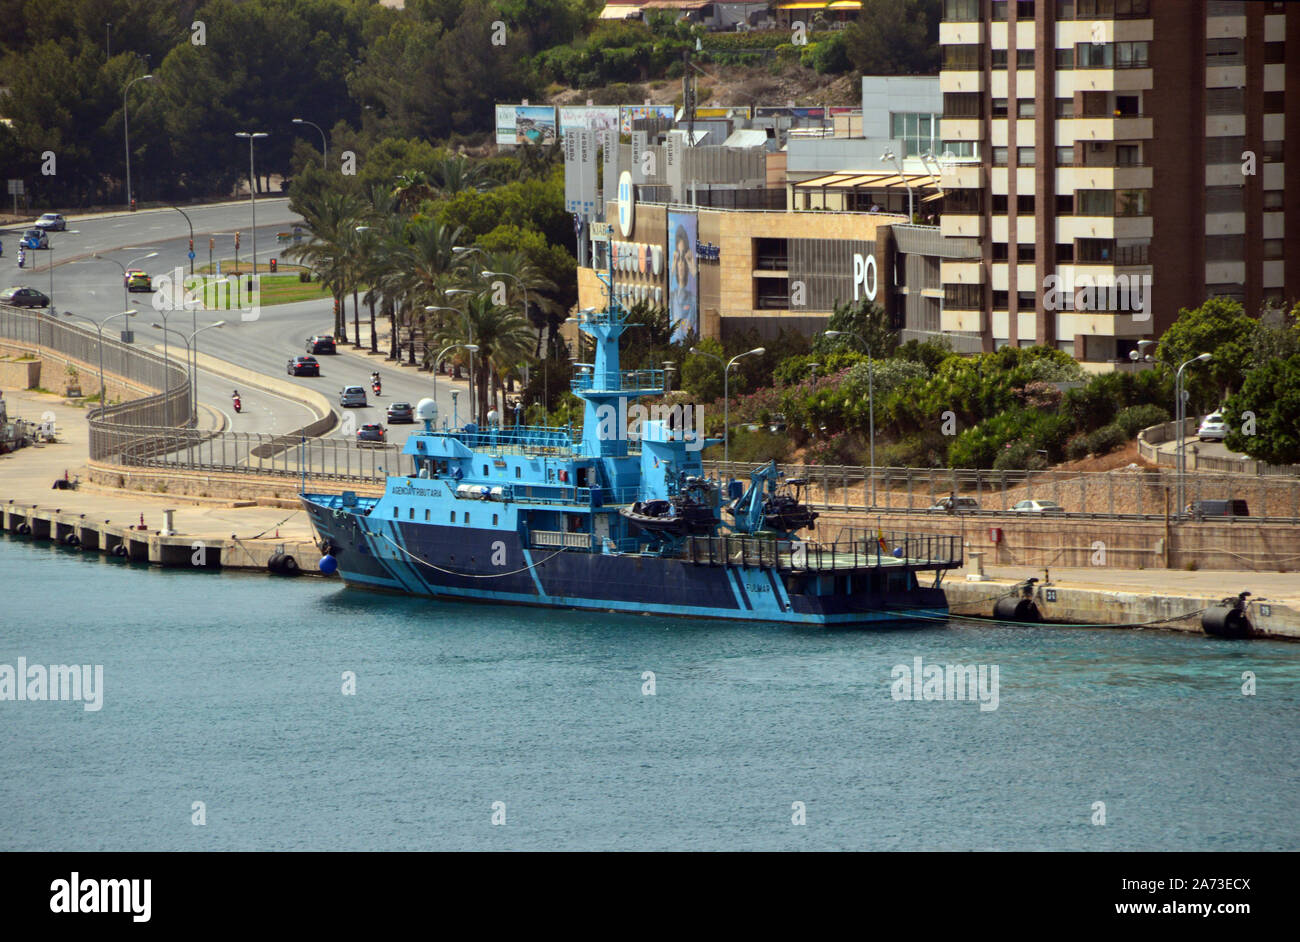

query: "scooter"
(232, 395), (242, 414)
(371, 378), (381, 396)
(17, 250), (25, 269)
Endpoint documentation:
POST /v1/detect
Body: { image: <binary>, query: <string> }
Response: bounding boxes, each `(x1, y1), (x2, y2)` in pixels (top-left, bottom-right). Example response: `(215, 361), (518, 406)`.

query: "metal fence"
(705, 461), (1300, 523)
(1137, 418), (1300, 476)
(0, 303), (193, 457)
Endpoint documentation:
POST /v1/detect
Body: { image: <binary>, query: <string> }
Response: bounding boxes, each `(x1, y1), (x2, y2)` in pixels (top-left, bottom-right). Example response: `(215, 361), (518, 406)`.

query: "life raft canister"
(558, 469), (569, 483)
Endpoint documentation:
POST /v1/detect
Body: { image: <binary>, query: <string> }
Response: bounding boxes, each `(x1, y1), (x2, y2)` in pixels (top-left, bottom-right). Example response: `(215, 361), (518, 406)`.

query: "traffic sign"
(6, 179), (22, 195)
(188, 251), (196, 260)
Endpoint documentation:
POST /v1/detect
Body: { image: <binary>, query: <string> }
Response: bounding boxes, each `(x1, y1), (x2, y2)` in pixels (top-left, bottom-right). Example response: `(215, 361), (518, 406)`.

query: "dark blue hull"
(304, 499), (949, 627)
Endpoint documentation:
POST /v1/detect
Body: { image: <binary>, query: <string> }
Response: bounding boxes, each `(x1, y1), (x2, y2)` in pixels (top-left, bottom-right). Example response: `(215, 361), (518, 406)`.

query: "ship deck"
(683, 533), (963, 572)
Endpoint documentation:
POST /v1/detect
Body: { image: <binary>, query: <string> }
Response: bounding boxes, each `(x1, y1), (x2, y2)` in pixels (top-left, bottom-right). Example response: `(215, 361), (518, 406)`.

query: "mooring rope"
(376, 531), (569, 578)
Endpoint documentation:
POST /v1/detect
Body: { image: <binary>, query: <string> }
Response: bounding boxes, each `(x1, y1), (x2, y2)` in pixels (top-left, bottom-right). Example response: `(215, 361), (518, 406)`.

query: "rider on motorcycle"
(232, 389), (241, 411)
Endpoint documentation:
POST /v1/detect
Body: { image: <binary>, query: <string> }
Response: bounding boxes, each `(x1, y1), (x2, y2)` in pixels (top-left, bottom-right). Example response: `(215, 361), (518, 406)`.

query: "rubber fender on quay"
(993, 596), (1041, 622)
(1202, 605), (1252, 639)
(62, 532), (80, 547)
(16, 522), (31, 535)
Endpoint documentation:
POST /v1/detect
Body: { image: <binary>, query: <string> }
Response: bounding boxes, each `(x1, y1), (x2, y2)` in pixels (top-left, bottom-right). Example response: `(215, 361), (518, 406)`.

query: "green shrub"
(1115, 403), (1170, 439)
(1085, 423), (1127, 456)
(800, 34), (851, 74)
(1065, 434), (1091, 461)
(993, 440), (1050, 471)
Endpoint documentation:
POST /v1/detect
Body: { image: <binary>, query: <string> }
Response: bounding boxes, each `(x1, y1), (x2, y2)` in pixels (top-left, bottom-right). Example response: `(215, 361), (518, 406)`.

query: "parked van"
(339, 385), (368, 408)
(1185, 499), (1249, 517)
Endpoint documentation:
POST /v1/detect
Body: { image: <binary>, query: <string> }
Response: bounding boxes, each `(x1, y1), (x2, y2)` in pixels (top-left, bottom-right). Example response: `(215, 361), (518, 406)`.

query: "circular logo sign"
(617, 171), (635, 237)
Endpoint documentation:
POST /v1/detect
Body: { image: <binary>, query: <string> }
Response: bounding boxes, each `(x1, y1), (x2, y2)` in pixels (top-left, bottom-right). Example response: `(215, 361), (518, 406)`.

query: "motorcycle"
(17, 250), (25, 269)
(232, 396), (242, 414)
(371, 378), (381, 396)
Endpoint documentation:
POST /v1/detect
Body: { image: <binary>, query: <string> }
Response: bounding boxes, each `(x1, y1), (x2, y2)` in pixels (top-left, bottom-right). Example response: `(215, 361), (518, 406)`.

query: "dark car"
(306, 335), (336, 355)
(386, 401), (415, 424)
(929, 496), (980, 513)
(287, 355), (321, 377)
(1185, 499), (1249, 518)
(0, 285), (51, 307)
(356, 422), (386, 446)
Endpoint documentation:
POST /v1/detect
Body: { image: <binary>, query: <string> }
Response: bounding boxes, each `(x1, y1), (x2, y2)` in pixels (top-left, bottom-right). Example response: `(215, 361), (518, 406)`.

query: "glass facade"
(890, 112), (943, 157)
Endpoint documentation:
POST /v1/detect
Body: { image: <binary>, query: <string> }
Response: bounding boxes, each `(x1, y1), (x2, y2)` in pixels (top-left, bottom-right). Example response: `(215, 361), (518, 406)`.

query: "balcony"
(941, 214), (983, 239)
(940, 71), (983, 94)
(571, 367), (665, 395)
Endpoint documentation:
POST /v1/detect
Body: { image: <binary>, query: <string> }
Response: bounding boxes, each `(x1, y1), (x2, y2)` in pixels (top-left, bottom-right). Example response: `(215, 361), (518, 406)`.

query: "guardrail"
(1137, 418), (1300, 476)
(704, 460), (1300, 523)
(0, 303), (194, 457)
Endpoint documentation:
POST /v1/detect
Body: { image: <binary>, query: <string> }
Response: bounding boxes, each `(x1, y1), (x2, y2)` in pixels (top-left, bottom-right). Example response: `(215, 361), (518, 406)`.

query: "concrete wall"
(0, 357), (41, 390)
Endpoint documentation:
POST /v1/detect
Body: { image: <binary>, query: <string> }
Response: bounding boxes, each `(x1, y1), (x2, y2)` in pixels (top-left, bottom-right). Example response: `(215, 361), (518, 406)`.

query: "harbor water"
(2, 536), (1297, 851)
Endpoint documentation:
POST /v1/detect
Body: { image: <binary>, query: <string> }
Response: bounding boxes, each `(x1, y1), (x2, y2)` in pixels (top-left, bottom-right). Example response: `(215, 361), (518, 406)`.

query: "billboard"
(558, 106), (620, 138)
(620, 104), (675, 134)
(667, 211), (698, 343)
(495, 104), (558, 148)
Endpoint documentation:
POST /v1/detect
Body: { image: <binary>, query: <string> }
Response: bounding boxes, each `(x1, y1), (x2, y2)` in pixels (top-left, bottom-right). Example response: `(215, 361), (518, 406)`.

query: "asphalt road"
(2, 200), (476, 445)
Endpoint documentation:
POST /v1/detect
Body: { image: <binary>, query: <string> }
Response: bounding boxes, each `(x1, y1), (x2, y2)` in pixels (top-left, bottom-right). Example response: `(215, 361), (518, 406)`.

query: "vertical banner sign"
(667, 211), (698, 343)
(577, 130), (597, 217)
(631, 131), (648, 184)
(563, 132), (580, 214)
(665, 134), (684, 204)
(601, 129), (619, 220)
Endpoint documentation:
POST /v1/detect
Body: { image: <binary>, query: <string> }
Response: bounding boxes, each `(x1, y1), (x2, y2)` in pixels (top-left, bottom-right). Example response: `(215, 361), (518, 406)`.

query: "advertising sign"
(620, 105), (675, 134)
(667, 211), (698, 343)
(559, 106), (620, 138)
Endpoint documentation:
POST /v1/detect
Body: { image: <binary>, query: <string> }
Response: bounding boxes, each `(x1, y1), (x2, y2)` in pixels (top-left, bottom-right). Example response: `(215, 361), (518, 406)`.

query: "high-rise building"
(937, 0), (1297, 366)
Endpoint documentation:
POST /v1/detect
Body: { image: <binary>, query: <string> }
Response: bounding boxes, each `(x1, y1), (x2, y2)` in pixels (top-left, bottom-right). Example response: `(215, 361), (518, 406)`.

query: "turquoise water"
(1, 535), (1297, 851)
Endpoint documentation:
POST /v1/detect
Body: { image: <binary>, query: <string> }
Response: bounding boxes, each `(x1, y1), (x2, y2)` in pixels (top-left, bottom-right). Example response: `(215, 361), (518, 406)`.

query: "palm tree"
(285, 189), (367, 340)
(392, 171), (438, 213)
(429, 154), (488, 196)
(434, 292), (535, 424)
(478, 248), (561, 363)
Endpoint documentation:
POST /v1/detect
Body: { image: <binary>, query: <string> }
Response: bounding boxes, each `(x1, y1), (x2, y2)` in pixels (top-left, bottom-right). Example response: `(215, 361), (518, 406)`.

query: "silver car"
(1197, 412), (1229, 442)
(339, 385), (368, 408)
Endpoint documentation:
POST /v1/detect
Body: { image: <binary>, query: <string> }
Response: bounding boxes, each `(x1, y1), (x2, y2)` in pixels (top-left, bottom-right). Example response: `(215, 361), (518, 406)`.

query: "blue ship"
(302, 293), (961, 626)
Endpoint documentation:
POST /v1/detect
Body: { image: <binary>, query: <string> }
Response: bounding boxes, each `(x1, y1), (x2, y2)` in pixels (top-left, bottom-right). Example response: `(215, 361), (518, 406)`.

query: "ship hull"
(305, 498), (948, 627)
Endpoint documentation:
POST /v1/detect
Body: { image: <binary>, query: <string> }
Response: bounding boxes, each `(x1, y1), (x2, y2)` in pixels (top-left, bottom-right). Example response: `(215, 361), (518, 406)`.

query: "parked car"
(306, 335), (337, 355)
(287, 355), (320, 377)
(930, 496), (980, 513)
(20, 229), (49, 249)
(1185, 499), (1249, 517)
(124, 269), (152, 292)
(34, 213), (67, 231)
(356, 422), (386, 446)
(386, 401), (415, 424)
(1197, 412), (1229, 442)
(0, 285), (51, 307)
(339, 385), (367, 408)
(1010, 499), (1066, 514)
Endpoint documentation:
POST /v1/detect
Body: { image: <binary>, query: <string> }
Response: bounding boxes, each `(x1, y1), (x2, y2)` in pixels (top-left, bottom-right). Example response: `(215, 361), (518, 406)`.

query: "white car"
(1197, 412), (1229, 442)
(34, 213), (67, 231)
(1010, 499), (1065, 514)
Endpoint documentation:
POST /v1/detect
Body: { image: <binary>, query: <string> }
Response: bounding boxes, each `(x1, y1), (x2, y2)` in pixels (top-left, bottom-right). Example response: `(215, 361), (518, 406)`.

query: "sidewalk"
(977, 563), (1300, 607)
(0, 387), (314, 541)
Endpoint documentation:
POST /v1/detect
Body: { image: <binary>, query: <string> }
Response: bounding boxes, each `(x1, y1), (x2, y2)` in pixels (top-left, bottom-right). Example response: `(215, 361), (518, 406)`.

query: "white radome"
(415, 398), (438, 421)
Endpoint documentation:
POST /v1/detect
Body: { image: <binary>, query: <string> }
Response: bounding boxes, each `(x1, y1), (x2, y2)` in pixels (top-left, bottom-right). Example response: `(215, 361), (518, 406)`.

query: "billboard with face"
(667, 211), (698, 344)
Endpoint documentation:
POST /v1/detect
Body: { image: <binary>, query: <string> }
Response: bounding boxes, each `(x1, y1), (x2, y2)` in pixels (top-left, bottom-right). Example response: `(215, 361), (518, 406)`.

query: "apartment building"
(938, 0), (1298, 365)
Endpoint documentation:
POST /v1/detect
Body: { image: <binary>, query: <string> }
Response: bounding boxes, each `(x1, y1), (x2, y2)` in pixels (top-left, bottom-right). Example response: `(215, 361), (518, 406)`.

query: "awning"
(794, 171), (941, 190)
(599, 4), (643, 17)
(777, 2), (829, 8)
(827, 0), (863, 7)
(921, 190), (946, 202)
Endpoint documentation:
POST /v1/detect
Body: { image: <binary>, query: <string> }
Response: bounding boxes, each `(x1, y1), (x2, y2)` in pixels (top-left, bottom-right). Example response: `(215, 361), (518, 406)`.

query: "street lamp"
(1175, 352), (1212, 519)
(122, 74), (154, 209)
(61, 310), (135, 411)
(426, 301), (476, 424)
(881, 149), (913, 222)
(690, 346), (764, 466)
(806, 361), (820, 377)
(171, 206), (195, 276)
(85, 250), (158, 317)
(234, 132), (269, 277)
(433, 343), (478, 429)
(826, 329), (875, 505)
(291, 118), (328, 168)
(179, 320), (226, 422)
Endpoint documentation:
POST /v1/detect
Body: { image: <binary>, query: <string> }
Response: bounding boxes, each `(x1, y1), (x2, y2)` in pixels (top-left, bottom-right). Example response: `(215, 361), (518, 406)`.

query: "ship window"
(515, 467), (521, 478)
(409, 508), (415, 520)
(450, 510), (455, 523)
(393, 507), (398, 518)
(493, 514), (499, 525)
(464, 512), (470, 523)
(483, 465), (489, 475)
(425, 509), (430, 521)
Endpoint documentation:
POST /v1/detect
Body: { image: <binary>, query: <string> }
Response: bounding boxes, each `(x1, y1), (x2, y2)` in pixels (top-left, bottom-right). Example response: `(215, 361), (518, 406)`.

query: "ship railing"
(446, 426), (577, 453)
(501, 484), (641, 507)
(683, 533), (963, 571)
(570, 367), (666, 394)
(531, 530), (594, 550)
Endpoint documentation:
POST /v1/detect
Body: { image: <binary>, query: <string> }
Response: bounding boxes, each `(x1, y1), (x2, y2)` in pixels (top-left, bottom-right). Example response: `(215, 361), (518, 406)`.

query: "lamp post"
(427, 300), (477, 424)
(150, 322), (193, 425)
(1175, 353), (1213, 520)
(291, 118), (327, 168)
(61, 310), (135, 409)
(171, 206), (194, 277)
(881, 149), (913, 222)
(84, 250), (159, 318)
(234, 132), (268, 277)
(355, 225), (376, 351)
(434, 343), (478, 429)
(806, 361), (820, 378)
(690, 346), (764, 467)
(123, 74), (154, 209)
(181, 321), (226, 422)
(825, 329), (875, 506)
